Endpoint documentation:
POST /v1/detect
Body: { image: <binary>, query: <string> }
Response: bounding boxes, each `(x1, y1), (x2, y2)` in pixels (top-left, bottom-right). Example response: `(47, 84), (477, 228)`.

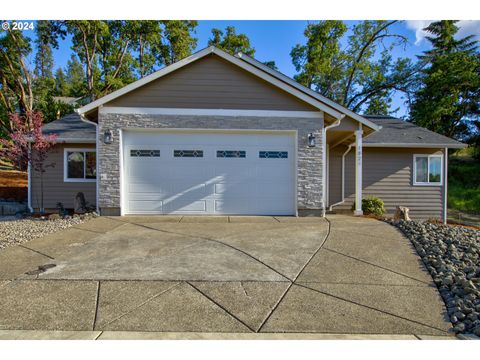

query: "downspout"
(329, 142), (354, 211)
(322, 115), (344, 216)
(76, 110), (99, 214)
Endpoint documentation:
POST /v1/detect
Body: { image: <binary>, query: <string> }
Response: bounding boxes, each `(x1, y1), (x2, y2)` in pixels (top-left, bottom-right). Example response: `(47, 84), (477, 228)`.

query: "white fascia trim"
(363, 143), (466, 149)
(78, 46), (343, 119)
(236, 52), (381, 132)
(102, 107), (323, 118)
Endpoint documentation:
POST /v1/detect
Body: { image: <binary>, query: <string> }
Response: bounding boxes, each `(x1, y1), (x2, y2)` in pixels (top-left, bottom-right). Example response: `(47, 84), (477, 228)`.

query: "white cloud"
(406, 20), (480, 45)
(406, 20), (435, 45)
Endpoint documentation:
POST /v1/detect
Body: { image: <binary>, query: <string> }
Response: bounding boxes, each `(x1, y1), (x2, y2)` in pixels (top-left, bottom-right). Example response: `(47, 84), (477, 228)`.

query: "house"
(30, 46), (465, 221)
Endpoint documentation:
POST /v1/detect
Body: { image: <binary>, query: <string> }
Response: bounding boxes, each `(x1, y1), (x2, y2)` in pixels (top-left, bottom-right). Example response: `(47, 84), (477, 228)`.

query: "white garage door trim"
(120, 128), (297, 216)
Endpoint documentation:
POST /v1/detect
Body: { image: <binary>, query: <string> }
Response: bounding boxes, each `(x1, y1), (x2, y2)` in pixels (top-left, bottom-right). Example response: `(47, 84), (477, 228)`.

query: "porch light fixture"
(307, 133), (316, 147)
(103, 129), (113, 144)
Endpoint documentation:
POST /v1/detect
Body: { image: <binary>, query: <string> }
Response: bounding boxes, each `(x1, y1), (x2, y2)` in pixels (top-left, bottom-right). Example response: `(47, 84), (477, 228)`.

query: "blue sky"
(21, 20), (480, 117)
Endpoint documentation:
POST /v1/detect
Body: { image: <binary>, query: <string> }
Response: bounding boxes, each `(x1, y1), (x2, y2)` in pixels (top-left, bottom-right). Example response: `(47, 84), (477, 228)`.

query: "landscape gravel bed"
(0, 213), (97, 250)
(390, 219), (480, 336)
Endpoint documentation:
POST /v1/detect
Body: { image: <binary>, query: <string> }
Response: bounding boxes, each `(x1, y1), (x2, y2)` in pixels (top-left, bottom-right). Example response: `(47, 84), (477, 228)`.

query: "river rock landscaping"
(390, 219), (480, 336)
(0, 213), (98, 250)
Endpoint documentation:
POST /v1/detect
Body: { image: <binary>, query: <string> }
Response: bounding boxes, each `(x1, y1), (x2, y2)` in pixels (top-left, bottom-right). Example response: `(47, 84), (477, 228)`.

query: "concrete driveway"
(0, 215), (451, 336)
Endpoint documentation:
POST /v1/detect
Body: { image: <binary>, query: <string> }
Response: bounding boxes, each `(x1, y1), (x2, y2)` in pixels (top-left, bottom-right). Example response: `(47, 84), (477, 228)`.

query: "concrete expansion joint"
(321, 247), (430, 285)
(126, 220), (293, 282)
(18, 244), (55, 260)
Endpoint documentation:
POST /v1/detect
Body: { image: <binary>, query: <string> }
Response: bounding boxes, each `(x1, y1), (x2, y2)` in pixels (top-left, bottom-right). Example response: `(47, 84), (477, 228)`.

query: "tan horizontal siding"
(329, 146), (445, 220)
(31, 143), (96, 210)
(108, 54), (317, 111)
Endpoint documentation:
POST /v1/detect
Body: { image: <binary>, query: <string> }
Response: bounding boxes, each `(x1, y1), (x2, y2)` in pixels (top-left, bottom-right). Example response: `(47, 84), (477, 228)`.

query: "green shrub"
(448, 157), (480, 214)
(352, 196), (386, 216)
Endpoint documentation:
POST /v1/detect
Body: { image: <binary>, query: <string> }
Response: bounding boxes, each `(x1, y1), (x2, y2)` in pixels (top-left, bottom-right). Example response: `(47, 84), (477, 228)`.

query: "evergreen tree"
(65, 55), (86, 97)
(410, 21), (480, 140)
(54, 68), (68, 96)
(33, 20), (54, 79)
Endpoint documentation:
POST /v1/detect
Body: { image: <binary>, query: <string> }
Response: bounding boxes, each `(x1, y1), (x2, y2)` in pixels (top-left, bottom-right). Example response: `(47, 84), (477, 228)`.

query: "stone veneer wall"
(98, 112), (324, 215)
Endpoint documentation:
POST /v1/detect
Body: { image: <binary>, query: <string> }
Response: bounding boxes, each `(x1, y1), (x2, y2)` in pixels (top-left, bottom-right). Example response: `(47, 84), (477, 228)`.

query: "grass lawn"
(448, 149), (480, 215)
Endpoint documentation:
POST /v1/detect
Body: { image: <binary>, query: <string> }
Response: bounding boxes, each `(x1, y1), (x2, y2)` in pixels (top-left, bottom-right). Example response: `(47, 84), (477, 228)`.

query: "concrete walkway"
(0, 215), (451, 338)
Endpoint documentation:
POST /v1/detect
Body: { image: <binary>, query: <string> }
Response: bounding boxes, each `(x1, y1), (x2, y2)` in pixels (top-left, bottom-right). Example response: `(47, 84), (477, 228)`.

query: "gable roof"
(362, 115), (466, 149)
(77, 46), (380, 131)
(42, 113), (96, 143)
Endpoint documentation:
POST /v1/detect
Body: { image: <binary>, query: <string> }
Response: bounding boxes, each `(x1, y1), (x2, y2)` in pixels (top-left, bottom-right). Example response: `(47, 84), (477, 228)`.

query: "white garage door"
(122, 131), (296, 215)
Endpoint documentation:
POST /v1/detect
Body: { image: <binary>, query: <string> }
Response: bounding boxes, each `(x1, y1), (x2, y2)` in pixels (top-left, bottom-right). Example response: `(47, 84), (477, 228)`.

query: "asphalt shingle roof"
(42, 113), (95, 142)
(362, 115), (465, 148)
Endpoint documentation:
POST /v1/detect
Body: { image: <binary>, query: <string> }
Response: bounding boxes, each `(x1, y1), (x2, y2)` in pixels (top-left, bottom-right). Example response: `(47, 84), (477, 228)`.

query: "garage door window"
(130, 150), (160, 157)
(174, 150), (203, 158)
(216, 150), (246, 158)
(64, 149), (96, 182)
(259, 151), (288, 159)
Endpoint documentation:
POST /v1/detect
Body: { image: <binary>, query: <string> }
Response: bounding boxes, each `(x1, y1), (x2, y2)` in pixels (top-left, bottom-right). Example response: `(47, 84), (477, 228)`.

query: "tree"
(0, 26), (34, 132)
(208, 26), (255, 56)
(291, 21), (347, 96)
(64, 55), (86, 97)
(53, 20), (109, 100)
(97, 20), (136, 95)
(130, 21), (163, 78)
(159, 20), (198, 65)
(291, 20), (419, 114)
(410, 21), (480, 140)
(54, 68), (68, 96)
(263, 61), (278, 71)
(0, 112), (57, 212)
(34, 20), (55, 79)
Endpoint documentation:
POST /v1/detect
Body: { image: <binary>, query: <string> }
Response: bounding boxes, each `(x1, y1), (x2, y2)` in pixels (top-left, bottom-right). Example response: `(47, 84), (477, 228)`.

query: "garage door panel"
(128, 182), (172, 194)
(164, 199), (207, 213)
(254, 181), (292, 197)
(254, 198), (293, 214)
(128, 200), (163, 213)
(256, 164), (292, 179)
(214, 199), (251, 213)
(171, 182), (208, 196)
(214, 182), (253, 196)
(123, 131), (296, 215)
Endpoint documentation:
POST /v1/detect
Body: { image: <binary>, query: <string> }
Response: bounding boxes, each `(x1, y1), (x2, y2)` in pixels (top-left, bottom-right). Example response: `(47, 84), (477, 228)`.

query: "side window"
(65, 149), (96, 182)
(413, 155), (442, 185)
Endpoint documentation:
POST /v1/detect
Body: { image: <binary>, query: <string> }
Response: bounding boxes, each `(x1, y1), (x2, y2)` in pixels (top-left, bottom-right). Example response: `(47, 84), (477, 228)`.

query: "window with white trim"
(64, 149), (96, 182)
(413, 154), (443, 185)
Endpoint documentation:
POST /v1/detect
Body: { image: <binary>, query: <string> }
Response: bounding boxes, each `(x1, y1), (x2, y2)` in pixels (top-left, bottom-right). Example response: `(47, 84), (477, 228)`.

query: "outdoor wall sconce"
(104, 129), (113, 144)
(307, 132), (316, 147)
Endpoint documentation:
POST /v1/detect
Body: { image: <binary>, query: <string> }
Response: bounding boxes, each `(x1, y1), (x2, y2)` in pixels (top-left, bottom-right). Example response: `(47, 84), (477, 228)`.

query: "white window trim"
(413, 154), (443, 186)
(64, 148), (97, 183)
